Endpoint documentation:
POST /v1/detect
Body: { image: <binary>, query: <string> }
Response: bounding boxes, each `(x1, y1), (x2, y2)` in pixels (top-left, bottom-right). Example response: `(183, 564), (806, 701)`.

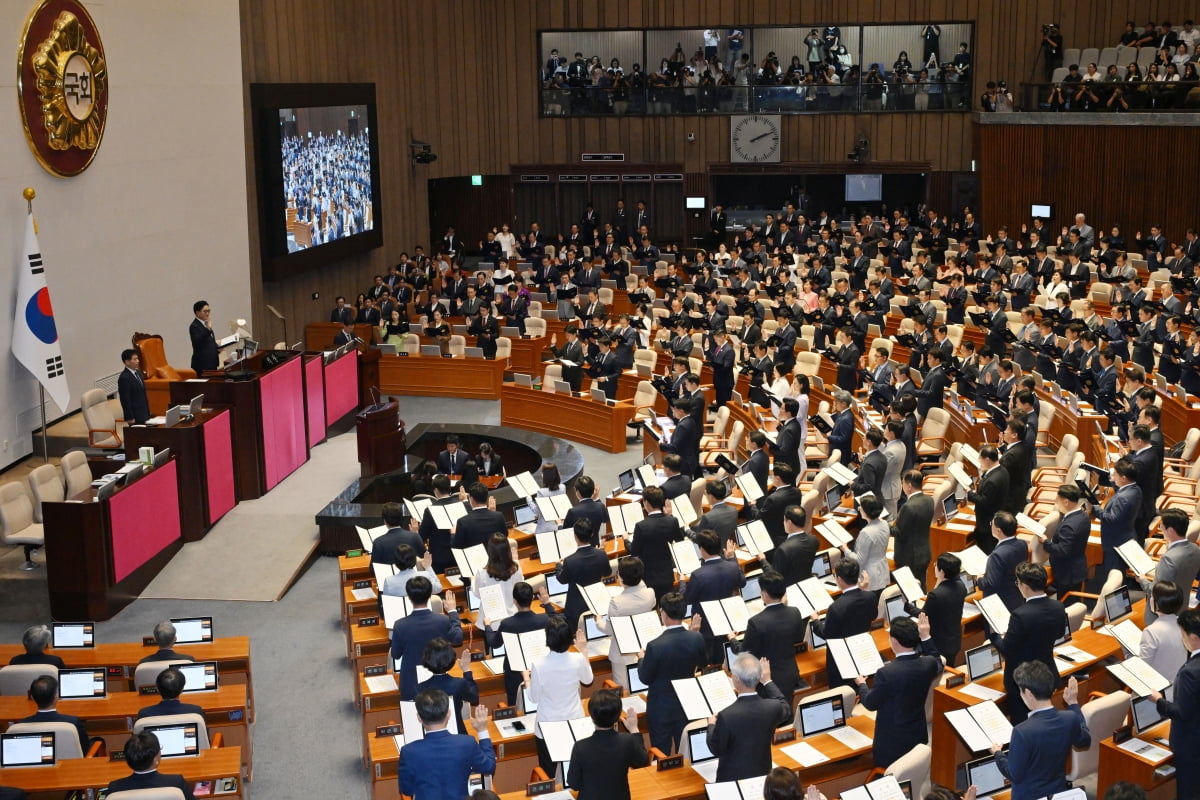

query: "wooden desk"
(507, 335), (550, 375)
(305, 321), (375, 352)
(124, 409), (237, 542)
(1098, 721), (1176, 800)
(41, 461), (183, 621)
(1154, 386), (1200, 446)
(378, 354), (507, 400)
(0, 745), (243, 798)
(500, 383), (635, 454)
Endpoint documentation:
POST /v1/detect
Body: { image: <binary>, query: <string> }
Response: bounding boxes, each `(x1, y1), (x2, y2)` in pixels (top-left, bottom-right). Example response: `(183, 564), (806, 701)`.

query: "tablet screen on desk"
(144, 722), (200, 757)
(513, 505), (537, 528)
(52, 622), (94, 649)
(965, 643), (1002, 682)
(1104, 586), (1133, 624)
(965, 755), (1008, 797)
(884, 593), (909, 625)
(583, 615), (606, 642)
(58, 668), (106, 699)
(170, 616), (213, 644)
(627, 664), (648, 694)
(798, 694), (845, 737)
(1132, 693), (1167, 733)
(520, 684), (538, 714)
(0, 733), (54, 767)
(177, 661), (218, 693)
(741, 571), (762, 603)
(688, 727), (715, 764)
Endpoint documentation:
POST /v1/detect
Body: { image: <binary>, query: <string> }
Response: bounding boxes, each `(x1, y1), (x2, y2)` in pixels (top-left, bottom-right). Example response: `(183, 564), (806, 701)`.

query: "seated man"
(138, 621), (195, 665)
(398, 689), (495, 800)
(9, 625), (64, 668)
(106, 732), (196, 800)
(21, 675), (88, 752)
(136, 667), (203, 721)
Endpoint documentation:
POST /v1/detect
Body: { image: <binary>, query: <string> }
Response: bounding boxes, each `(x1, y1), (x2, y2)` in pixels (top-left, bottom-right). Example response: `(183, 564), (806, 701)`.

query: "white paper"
(955, 545), (989, 577)
(477, 583), (510, 625)
(958, 682), (1004, 701)
(891, 567), (924, 604)
(404, 497), (432, 523)
(826, 724), (873, 751)
(428, 504), (454, 531)
(976, 594), (1011, 636)
(541, 717), (594, 762)
(581, 582), (613, 618)
(372, 562), (397, 588)
(737, 520), (775, 556)
(816, 519), (853, 548)
(1116, 540), (1157, 577)
(945, 701), (1012, 752)
(671, 494), (699, 527)
(701, 597), (751, 637)
(495, 713), (536, 739)
(537, 494), (573, 522)
(1107, 657), (1170, 696)
(1015, 513), (1046, 538)
(536, 529), (578, 564)
(451, 544), (488, 578)
(609, 612), (663, 654)
(785, 579), (834, 617)
(947, 462), (974, 490)
(382, 594), (415, 627)
(507, 471), (541, 498)
(671, 540), (703, 577)
(502, 630), (551, 672)
(351, 587), (377, 601)
(735, 473), (764, 503)
(1103, 618), (1145, 655)
(364, 674), (398, 694)
(400, 700), (424, 742)
(781, 740), (829, 767)
(446, 502), (470, 526)
(1116, 737), (1172, 764)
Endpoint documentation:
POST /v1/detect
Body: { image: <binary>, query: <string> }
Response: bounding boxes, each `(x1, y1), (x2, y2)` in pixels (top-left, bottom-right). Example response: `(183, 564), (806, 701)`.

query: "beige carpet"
(139, 431), (361, 602)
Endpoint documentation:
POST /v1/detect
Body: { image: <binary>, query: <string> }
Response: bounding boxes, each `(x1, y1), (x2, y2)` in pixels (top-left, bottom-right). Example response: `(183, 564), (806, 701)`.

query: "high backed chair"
(132, 333), (198, 415)
(80, 388), (125, 449)
(133, 713), (221, 749)
(0, 483), (44, 570)
(404, 335), (422, 356)
(703, 420), (745, 469)
(931, 476), (958, 523)
(795, 352), (821, 376)
(1036, 433), (1078, 471)
(0, 664), (57, 695)
(1066, 691), (1132, 783)
(26, 464), (63, 524)
(448, 335), (466, 357)
(494, 337), (512, 360)
(5, 721), (96, 759)
(1166, 428), (1200, 470)
(884, 743), (932, 799)
(916, 408), (950, 461)
(598, 287), (614, 306)
(542, 364), (563, 392)
(107, 789), (187, 800)
(633, 349), (657, 370)
(629, 380), (658, 440)
(701, 406), (730, 445)
(688, 478), (706, 518)
(524, 317), (547, 338)
(1064, 569), (1125, 624)
(61, 450), (92, 499)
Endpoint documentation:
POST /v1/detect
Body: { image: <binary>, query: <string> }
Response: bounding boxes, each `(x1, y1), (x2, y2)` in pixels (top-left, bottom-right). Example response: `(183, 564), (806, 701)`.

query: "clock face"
(730, 115), (781, 163)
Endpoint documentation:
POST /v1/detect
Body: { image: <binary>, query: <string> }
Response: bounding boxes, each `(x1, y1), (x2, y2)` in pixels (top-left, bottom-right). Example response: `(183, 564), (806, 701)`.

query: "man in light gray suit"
(880, 420), (907, 518)
(892, 469), (936, 591)
(596, 556), (657, 693)
(689, 480), (738, 551)
(1140, 509), (1200, 625)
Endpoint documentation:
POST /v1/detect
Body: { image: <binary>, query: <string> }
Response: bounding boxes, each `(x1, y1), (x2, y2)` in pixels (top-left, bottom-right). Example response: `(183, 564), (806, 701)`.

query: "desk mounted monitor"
(512, 504), (537, 529)
(242, 340), (259, 361)
(544, 572), (568, 604)
(95, 479), (119, 502)
(176, 661), (218, 693)
(1104, 586), (1133, 624)
(1132, 693), (1166, 733)
(616, 468), (636, 493)
(57, 668), (106, 699)
(408, 323), (423, 335)
(466, 590), (480, 612)
(464, 347), (485, 359)
(627, 663), (649, 694)
(741, 571), (762, 603)
(152, 449), (171, 468)
(170, 616), (214, 644)
(513, 373), (533, 388)
(959, 573), (977, 594)
(0, 732), (54, 767)
(520, 684), (538, 714)
(553, 380), (572, 395)
(965, 755), (1008, 797)
(541, 309), (560, 321)
(378, 343), (398, 355)
(188, 394), (204, 417)
(687, 726), (716, 766)
(420, 345), (441, 357)
(943, 495), (959, 521)
(812, 551), (833, 580)
(808, 625), (827, 650)
(965, 643), (1003, 682)
(635, 363), (652, 378)
(51, 622), (94, 649)
(121, 464), (144, 487)
(583, 614), (607, 642)
(164, 406), (184, 427)
(798, 694), (846, 737)
(589, 387), (607, 403)
(884, 592), (909, 625)
(500, 327), (521, 338)
(144, 722), (200, 757)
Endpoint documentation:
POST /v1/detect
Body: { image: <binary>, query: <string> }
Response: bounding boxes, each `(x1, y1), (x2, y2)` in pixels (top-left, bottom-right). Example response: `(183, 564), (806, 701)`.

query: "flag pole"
(24, 187), (49, 463)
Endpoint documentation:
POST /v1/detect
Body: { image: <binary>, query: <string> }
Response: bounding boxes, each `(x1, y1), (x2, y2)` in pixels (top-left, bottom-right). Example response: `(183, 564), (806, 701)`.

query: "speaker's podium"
(356, 400), (406, 477)
(171, 351), (309, 500)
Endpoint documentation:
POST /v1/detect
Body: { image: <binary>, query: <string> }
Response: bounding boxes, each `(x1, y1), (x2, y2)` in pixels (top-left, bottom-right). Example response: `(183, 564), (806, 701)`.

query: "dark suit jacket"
(756, 485), (804, 548)
(694, 503), (738, 550)
(892, 493), (934, 576)
(968, 466), (1010, 549)
(118, 368), (150, 424)
(662, 416), (701, 478)
(1099, 484), (1141, 552)
(135, 697), (204, 721)
(451, 507), (507, 550)
(1158, 653), (1200, 790)
(980, 537), (1029, 611)
(828, 410), (854, 465)
(707, 683), (792, 781)
(640, 626), (708, 736)
(20, 709), (87, 752)
(857, 639), (942, 766)
(436, 448), (470, 475)
(771, 532), (818, 586)
(742, 603), (808, 699)
(999, 442), (1032, 513)
(812, 587), (878, 686)
(137, 648), (194, 665)
(909, 578), (968, 665)
(398, 729), (496, 800)
(991, 596), (1068, 721)
(420, 496), (467, 573)
(495, 610), (550, 703)
(743, 449), (770, 494)
(685, 557), (747, 645)
(850, 449), (886, 498)
(390, 609), (465, 699)
(371, 527), (425, 564)
(1129, 446), (1163, 532)
(188, 318), (218, 373)
(556, 545), (613, 631)
(107, 770), (196, 800)
(660, 473), (692, 500)
(563, 499), (609, 546)
(916, 366), (948, 418)
(568, 727), (649, 800)
(995, 703), (1090, 800)
(772, 418), (802, 475)
(629, 512), (685, 590)
(1045, 508), (1090, 591)
(474, 453), (504, 477)
(416, 672), (480, 734)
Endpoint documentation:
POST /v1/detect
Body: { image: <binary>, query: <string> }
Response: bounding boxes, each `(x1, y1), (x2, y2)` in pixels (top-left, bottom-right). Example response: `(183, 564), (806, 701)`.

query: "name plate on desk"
(346, 549), (364, 558)
(106, 665), (125, 678)
(375, 724), (402, 738)
(494, 706), (518, 720)
(773, 729), (797, 744)
(527, 779), (557, 796)
(657, 754), (683, 771)
(469, 651), (488, 662)
(1113, 725), (1133, 744)
(946, 673), (966, 688)
(358, 616), (380, 627)
(139, 686), (159, 695)
(109, 750), (126, 761)
(142, 636), (156, 646)
(353, 579), (372, 589)
(363, 664), (387, 676)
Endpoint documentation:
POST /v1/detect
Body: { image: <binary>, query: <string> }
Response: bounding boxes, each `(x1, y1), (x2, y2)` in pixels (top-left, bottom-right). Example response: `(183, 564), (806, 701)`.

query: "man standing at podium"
(118, 349), (150, 425)
(189, 300), (218, 373)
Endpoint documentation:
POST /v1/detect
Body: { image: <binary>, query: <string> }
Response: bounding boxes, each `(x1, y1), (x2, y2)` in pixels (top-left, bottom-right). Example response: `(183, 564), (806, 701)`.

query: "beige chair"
(448, 334), (466, 357)
(80, 388), (125, 448)
(688, 478), (706, 519)
(800, 490), (822, 534)
(133, 660), (193, 693)
(0, 664), (57, 696)
(629, 380), (658, 439)
(700, 406), (730, 447)
(916, 408), (951, 460)
(0, 483), (44, 570)
(931, 476), (958, 523)
(795, 351), (821, 377)
(703, 420), (745, 469)
(542, 364), (563, 392)
(61, 450), (92, 499)
(404, 335), (422, 356)
(1037, 433), (1078, 471)
(885, 743), (932, 799)
(6, 720), (93, 759)
(1166, 428), (1200, 471)
(494, 336), (512, 360)
(598, 287), (614, 306)
(1066, 569), (1125, 623)
(688, 356), (703, 376)
(524, 317), (547, 338)
(1065, 602), (1087, 632)
(633, 349), (657, 370)
(107, 789), (187, 800)
(133, 712), (222, 749)
(1066, 691), (1132, 782)
(26, 464), (64, 524)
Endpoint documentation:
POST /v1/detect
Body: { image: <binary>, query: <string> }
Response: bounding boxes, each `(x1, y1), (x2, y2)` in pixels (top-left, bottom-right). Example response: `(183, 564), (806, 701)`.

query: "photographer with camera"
(1042, 23), (1064, 81)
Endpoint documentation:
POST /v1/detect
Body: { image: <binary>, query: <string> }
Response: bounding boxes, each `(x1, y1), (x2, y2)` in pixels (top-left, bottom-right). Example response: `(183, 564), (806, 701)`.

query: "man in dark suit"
(188, 300), (218, 373)
(1098, 458), (1142, 575)
(370, 502), (425, 564)
(1151, 608), (1200, 800)
(117, 349), (150, 424)
(332, 320), (357, 347)
(399, 689), (495, 800)
(549, 325), (586, 391)
(967, 445), (1010, 555)
(21, 676), (89, 752)
(587, 335), (622, 399)
(994, 663), (1089, 800)
(690, 480), (738, 550)
(849, 428), (887, 499)
(494, 582), (550, 705)
(1039, 484), (1090, 596)
(138, 621), (195, 665)
(742, 569), (808, 700)
(135, 667), (203, 721)
(811, 557), (878, 687)
(999, 418), (1032, 514)
(833, 329), (862, 392)
(467, 305), (500, 359)
(892, 470), (935, 590)
(828, 391), (855, 466)
(568, 688), (649, 800)
(415, 639), (480, 735)
(330, 295), (354, 324)
(741, 432), (771, 495)
(771, 398), (803, 476)
(436, 434), (469, 476)
(417, 475), (465, 574)
(854, 614), (942, 767)
(979, 512), (1030, 613)
(640, 592), (708, 754)
(556, 520), (613, 632)
(770, 506), (817, 586)
(660, 400), (701, 479)
(659, 455), (692, 501)
(985, 295), (1010, 358)
(628, 486), (685, 601)
(562, 475), (609, 546)
(906, 553), (968, 665)
(685, 531), (747, 663)
(707, 329), (736, 408)
(707, 652), (792, 781)
(990, 562), (1067, 723)
(684, 375), (706, 428)
(1128, 425), (1162, 544)
(756, 463), (803, 549)
(915, 349), (949, 419)
(390, 576), (464, 700)
(451, 483), (507, 551)
(106, 732), (196, 800)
